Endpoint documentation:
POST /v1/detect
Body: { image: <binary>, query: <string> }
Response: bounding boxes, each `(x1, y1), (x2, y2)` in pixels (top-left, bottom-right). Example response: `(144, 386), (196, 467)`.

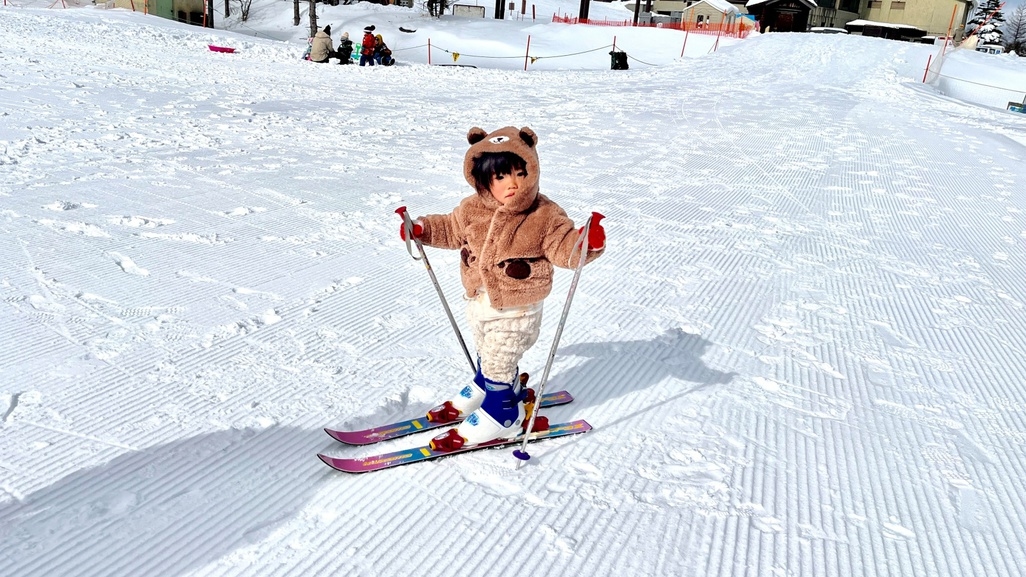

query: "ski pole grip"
(396, 206), (419, 259)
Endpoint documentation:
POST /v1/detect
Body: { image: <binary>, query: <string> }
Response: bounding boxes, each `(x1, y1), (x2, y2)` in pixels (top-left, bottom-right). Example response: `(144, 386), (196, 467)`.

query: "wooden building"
(744, 0), (817, 33)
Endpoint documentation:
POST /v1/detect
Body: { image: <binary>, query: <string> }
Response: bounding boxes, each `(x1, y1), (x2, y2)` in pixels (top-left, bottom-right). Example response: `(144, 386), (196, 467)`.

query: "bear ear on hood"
(518, 127), (537, 148)
(467, 127), (488, 145)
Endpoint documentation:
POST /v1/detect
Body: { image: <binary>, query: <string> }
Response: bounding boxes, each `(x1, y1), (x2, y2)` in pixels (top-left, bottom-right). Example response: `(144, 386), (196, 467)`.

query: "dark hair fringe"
(470, 152), (528, 193)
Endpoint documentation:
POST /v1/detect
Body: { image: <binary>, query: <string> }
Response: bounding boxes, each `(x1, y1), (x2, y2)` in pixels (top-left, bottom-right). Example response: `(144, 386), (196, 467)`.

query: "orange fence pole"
(680, 28), (688, 57)
(428, 38), (432, 65)
(922, 54), (932, 83)
(942, 4), (956, 52)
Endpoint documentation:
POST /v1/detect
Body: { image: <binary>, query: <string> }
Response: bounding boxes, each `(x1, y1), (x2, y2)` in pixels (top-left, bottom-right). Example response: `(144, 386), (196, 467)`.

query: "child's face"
(489, 168), (527, 205)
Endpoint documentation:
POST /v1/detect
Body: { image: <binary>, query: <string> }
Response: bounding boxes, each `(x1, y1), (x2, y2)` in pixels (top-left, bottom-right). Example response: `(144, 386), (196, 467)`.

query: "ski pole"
(514, 212), (603, 468)
(395, 206), (476, 374)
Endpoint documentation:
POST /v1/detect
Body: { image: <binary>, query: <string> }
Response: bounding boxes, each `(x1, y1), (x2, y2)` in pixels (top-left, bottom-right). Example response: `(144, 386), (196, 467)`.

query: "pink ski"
(318, 419), (591, 473)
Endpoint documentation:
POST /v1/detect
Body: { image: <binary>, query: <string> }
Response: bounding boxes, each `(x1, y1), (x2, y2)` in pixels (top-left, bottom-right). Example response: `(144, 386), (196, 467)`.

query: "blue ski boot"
(431, 368), (526, 450)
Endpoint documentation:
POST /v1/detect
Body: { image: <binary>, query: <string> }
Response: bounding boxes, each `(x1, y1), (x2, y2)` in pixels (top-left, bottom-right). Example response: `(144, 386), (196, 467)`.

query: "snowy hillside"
(2, 4), (1026, 577)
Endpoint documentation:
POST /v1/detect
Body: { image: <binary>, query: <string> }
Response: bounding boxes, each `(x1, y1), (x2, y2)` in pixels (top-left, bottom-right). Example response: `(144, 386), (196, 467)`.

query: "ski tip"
(512, 449), (531, 461)
(323, 428), (351, 444)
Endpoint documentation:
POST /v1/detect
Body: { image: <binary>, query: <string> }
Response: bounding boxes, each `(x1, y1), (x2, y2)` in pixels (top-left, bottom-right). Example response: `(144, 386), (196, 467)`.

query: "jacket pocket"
(497, 257), (551, 286)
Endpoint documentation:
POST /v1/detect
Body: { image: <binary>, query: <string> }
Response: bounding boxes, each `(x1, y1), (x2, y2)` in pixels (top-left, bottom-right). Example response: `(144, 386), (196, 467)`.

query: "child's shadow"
(545, 328), (736, 421)
(0, 427), (321, 577)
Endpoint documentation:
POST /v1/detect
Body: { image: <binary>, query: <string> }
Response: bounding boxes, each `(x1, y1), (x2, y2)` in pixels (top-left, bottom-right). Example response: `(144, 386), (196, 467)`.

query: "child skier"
(398, 126), (605, 450)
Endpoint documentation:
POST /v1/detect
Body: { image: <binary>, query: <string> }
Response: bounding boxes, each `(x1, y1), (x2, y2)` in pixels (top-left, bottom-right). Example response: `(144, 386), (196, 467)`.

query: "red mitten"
(395, 206), (423, 240)
(399, 221), (423, 241)
(578, 212), (605, 251)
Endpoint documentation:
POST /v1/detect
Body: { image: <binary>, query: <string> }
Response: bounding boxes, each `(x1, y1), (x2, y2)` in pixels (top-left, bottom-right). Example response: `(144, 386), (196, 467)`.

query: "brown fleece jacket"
(418, 126), (604, 309)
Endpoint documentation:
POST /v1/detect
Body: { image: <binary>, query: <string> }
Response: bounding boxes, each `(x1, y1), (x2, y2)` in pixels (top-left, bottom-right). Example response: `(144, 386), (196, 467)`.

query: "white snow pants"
(466, 291), (544, 384)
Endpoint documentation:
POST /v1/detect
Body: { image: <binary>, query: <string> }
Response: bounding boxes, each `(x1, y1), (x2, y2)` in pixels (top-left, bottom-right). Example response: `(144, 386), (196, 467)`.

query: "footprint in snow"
(108, 215), (174, 228)
(43, 200), (95, 211)
(752, 515), (784, 533)
(882, 520), (916, 541)
(108, 252), (149, 276)
(223, 206), (267, 217)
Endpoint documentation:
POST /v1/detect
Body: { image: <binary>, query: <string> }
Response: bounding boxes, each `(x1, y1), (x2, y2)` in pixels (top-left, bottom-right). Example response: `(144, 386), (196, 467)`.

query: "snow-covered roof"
(747, 0), (817, 8)
(845, 18), (926, 31)
(693, 0), (741, 14)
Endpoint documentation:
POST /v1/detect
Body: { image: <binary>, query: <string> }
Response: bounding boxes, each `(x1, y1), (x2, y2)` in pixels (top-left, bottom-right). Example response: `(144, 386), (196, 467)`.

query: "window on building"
(890, 1), (905, 8)
(839, 0), (860, 11)
(869, 0), (882, 8)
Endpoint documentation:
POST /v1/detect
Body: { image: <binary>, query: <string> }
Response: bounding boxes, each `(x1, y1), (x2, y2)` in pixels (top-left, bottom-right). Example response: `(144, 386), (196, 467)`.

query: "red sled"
(208, 44), (236, 53)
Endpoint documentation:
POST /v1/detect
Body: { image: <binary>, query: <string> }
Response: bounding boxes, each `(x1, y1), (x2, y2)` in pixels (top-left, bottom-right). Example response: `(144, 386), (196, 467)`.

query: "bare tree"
(309, 0), (318, 38)
(1006, 4), (1026, 56)
(424, 0), (450, 18)
(235, 0), (254, 21)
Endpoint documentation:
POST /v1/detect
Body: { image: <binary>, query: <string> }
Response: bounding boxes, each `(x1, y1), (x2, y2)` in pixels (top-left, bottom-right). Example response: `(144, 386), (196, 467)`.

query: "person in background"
(337, 32), (354, 64)
(309, 25), (334, 64)
(360, 25), (376, 67)
(374, 33), (395, 66)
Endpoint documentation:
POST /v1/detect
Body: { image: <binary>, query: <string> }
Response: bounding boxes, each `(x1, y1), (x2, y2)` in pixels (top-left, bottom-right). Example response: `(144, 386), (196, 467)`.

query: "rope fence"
(402, 39), (668, 69)
(933, 71), (1026, 93)
(395, 26), (737, 70)
(922, 47), (1026, 112)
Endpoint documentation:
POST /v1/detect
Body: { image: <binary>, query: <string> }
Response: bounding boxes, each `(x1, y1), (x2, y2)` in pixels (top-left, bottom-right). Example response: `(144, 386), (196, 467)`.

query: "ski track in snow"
(2, 5), (1026, 577)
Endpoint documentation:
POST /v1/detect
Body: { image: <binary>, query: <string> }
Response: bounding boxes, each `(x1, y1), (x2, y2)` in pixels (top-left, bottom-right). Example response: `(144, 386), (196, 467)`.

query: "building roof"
(693, 0), (741, 14)
(845, 19), (926, 32)
(746, 0), (817, 8)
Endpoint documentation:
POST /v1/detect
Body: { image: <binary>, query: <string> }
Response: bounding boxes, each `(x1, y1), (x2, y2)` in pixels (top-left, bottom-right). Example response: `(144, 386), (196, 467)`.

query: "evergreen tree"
(967, 0), (1006, 45)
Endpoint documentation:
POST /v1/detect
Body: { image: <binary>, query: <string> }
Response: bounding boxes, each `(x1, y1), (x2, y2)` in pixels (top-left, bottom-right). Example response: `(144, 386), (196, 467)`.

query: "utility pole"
(224, 0), (229, 18)
(494, 0), (503, 19)
(579, 0), (589, 21)
(293, 0), (300, 26)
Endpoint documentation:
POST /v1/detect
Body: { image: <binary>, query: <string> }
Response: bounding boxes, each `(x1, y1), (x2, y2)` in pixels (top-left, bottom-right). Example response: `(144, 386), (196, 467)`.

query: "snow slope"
(2, 4), (1026, 577)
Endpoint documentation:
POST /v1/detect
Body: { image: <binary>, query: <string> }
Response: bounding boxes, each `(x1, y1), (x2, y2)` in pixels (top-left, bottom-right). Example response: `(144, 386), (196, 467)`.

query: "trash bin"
(609, 50), (628, 70)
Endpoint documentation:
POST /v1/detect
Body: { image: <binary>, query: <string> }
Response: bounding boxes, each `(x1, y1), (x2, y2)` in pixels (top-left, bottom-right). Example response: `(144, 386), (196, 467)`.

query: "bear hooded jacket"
(417, 126), (604, 310)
